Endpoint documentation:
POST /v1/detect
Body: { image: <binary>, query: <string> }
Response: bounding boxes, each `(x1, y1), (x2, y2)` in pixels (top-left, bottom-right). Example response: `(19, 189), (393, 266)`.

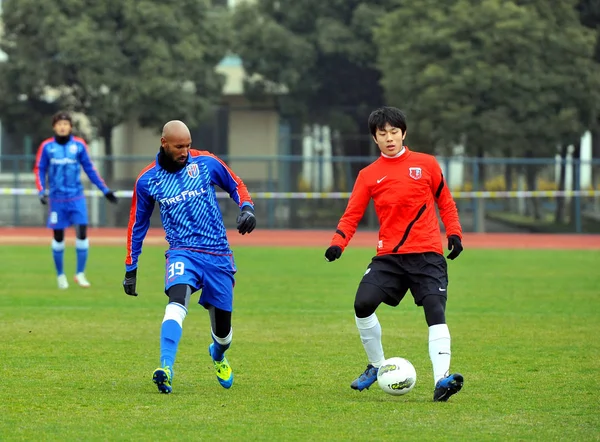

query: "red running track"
(0, 227), (599, 249)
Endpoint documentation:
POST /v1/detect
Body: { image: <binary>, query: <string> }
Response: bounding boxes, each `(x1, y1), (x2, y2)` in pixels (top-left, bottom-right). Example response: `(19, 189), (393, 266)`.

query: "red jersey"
(330, 147), (462, 256)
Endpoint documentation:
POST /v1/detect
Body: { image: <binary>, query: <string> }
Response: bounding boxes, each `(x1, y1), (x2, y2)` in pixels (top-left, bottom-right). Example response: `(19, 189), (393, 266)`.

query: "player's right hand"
(123, 269), (138, 296)
(324, 246), (342, 262)
(237, 206), (256, 235)
(39, 191), (48, 205)
(104, 190), (118, 204)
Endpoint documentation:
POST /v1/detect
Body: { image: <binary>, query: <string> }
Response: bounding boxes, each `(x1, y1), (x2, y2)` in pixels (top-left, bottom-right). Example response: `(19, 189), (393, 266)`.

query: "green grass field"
(0, 245), (599, 441)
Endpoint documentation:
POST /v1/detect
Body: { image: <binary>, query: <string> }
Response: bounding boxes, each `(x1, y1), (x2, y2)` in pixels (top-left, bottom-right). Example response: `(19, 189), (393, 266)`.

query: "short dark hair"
(368, 106), (407, 137)
(52, 111), (72, 126)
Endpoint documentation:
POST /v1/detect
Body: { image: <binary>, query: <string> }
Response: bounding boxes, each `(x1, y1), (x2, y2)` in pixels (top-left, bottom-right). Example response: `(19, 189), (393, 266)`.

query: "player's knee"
(75, 224), (87, 240)
(53, 229), (64, 242)
(422, 295), (446, 326)
(211, 307), (232, 338)
(354, 299), (377, 318)
(167, 284), (191, 307)
(354, 284), (381, 318)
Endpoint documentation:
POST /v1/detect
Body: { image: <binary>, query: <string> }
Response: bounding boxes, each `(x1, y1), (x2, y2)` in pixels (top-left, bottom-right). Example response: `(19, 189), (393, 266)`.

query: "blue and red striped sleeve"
(125, 162), (156, 271)
(33, 138), (53, 193)
(76, 137), (110, 194)
(193, 150), (254, 209)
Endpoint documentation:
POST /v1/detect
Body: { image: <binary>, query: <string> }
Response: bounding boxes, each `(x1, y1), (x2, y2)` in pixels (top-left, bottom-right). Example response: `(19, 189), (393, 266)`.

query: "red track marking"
(0, 227), (599, 249)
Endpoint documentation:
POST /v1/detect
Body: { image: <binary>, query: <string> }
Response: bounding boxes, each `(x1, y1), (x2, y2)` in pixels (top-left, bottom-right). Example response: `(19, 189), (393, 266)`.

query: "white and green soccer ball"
(377, 357), (417, 396)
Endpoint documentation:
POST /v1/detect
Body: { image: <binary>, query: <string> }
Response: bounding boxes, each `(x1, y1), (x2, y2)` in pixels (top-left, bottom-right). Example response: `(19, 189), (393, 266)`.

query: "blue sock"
(51, 239), (65, 275)
(211, 335), (231, 362)
(160, 319), (183, 368)
(160, 303), (187, 368)
(75, 238), (89, 274)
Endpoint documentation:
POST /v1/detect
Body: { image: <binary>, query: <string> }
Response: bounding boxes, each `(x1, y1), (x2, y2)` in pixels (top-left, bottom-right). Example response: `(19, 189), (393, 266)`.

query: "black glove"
(237, 206), (256, 235)
(324, 246), (343, 262)
(123, 269), (138, 296)
(39, 191), (48, 205)
(105, 190), (118, 204)
(446, 235), (463, 260)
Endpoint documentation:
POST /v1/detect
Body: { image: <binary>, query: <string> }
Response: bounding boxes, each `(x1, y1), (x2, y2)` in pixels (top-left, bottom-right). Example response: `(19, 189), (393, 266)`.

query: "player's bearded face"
(373, 123), (405, 156)
(53, 121), (72, 137)
(163, 136), (191, 165)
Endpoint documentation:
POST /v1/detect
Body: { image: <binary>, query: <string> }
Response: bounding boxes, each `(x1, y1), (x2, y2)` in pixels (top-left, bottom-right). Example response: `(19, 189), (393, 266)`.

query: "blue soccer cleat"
(433, 373), (464, 402)
(350, 364), (379, 391)
(208, 343), (234, 389)
(152, 366), (173, 394)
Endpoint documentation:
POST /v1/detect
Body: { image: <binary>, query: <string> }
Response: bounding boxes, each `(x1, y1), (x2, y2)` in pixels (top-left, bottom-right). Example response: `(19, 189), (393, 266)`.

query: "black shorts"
(358, 252), (448, 306)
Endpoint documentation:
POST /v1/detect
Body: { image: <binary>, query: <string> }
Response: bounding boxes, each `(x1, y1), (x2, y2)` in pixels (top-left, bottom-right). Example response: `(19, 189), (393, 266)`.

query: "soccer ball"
(377, 357), (417, 396)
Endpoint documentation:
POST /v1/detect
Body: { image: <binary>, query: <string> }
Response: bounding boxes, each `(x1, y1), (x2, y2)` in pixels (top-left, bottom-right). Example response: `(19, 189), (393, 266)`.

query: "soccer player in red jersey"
(324, 106), (464, 402)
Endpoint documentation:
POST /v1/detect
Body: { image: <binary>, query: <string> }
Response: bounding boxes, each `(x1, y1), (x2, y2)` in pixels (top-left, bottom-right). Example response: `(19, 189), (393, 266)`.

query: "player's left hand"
(446, 235), (463, 260)
(123, 269), (138, 296)
(325, 245), (343, 262)
(237, 206), (256, 235)
(105, 190), (118, 204)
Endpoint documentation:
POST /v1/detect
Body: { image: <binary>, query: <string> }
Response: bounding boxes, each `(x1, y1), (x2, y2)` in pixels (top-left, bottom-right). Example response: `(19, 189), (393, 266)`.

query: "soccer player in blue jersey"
(33, 111), (118, 289)
(123, 120), (256, 394)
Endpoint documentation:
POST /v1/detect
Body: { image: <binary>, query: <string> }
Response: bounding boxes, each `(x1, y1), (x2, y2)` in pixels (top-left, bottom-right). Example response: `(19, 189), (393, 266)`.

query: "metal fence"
(1, 154), (599, 233)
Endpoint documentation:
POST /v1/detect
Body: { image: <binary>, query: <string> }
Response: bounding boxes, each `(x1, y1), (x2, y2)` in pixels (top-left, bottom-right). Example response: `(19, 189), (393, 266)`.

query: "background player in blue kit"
(123, 120), (256, 394)
(33, 111), (118, 289)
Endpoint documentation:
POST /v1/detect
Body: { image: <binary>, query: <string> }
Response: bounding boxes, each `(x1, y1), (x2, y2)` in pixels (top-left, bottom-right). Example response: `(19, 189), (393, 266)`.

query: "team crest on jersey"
(69, 144), (78, 154)
(409, 167), (422, 180)
(186, 163), (199, 179)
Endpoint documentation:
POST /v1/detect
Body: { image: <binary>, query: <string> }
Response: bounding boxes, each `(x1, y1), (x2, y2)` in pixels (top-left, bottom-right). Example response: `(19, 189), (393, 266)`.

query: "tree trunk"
(525, 150), (541, 220)
(475, 146), (486, 232)
(555, 145), (567, 223)
(288, 117), (305, 228)
(503, 147), (513, 211)
(570, 140), (582, 229)
(592, 128), (600, 213)
(100, 125), (114, 184)
(331, 129), (346, 192)
(99, 125), (115, 227)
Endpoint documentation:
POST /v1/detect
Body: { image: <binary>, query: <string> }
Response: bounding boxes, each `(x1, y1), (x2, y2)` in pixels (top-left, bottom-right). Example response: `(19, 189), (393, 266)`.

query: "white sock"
(355, 313), (385, 368)
(429, 323), (451, 385)
(162, 302), (187, 326)
(51, 239), (65, 252)
(211, 328), (233, 346)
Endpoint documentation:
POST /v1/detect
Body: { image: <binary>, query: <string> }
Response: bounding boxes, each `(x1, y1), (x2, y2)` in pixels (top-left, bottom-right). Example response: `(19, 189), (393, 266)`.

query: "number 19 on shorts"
(168, 262), (185, 279)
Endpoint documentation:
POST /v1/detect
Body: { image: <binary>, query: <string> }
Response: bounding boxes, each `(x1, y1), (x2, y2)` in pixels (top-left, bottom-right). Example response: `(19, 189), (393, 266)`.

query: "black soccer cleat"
(350, 364), (379, 391)
(433, 373), (464, 402)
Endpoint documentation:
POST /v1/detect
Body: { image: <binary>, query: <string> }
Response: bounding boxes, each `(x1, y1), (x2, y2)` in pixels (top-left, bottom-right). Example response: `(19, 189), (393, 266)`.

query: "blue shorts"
(164, 249), (237, 312)
(47, 197), (88, 229)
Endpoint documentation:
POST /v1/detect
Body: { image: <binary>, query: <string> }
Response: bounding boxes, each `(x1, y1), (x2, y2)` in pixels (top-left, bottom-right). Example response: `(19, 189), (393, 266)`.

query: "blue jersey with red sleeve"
(33, 136), (110, 199)
(125, 149), (254, 272)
